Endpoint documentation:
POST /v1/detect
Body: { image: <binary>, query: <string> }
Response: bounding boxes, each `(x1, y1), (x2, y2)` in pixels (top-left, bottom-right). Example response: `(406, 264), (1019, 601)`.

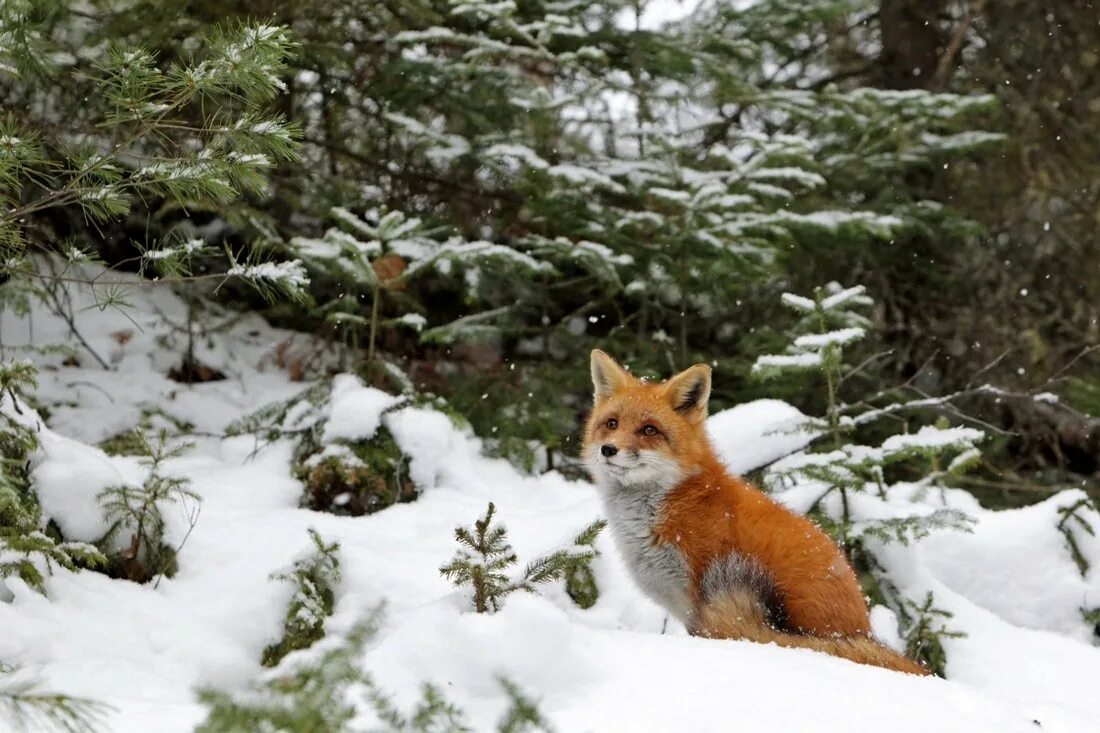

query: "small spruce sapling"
(198, 605), (552, 733)
(96, 431), (200, 584)
(896, 591), (966, 678)
(440, 502), (518, 614)
(441, 503), (606, 613)
(261, 529), (341, 667)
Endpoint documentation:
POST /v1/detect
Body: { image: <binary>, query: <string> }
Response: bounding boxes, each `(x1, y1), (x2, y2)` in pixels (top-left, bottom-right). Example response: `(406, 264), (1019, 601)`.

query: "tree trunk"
(878, 0), (946, 89)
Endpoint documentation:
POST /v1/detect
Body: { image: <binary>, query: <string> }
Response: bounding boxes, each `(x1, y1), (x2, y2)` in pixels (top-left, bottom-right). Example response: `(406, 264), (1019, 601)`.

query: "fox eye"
(606, 418), (618, 430)
(641, 424), (658, 437)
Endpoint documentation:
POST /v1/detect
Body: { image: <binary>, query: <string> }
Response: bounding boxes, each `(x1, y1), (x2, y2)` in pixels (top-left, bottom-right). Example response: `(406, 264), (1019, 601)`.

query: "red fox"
(583, 350), (929, 675)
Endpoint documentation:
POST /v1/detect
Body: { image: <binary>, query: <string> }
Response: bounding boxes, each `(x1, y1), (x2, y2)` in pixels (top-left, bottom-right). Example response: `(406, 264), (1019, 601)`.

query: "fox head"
(583, 349), (713, 491)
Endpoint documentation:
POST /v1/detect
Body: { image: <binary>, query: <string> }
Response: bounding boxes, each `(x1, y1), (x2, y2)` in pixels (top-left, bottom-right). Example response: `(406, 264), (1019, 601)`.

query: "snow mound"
(707, 398), (816, 473)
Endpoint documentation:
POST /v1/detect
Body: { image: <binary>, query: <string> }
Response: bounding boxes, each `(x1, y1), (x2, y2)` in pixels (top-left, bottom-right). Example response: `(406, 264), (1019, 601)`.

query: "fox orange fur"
(582, 349), (928, 676)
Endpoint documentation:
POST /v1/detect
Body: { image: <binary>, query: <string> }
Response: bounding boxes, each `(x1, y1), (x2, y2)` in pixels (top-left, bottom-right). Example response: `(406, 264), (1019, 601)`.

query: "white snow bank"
(362, 592), (1036, 733)
(922, 490), (1100, 643)
(31, 429), (142, 542)
(707, 398), (816, 474)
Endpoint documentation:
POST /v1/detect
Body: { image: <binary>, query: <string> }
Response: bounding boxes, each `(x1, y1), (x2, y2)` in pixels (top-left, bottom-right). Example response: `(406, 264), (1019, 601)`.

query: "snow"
(32, 430), (139, 543)
(752, 352), (823, 371)
(706, 399), (816, 474)
(1, 268), (1099, 732)
(779, 291), (816, 311)
(322, 375), (402, 443)
(547, 164), (626, 193)
(746, 166), (826, 188)
(821, 283), (871, 310)
(880, 425), (985, 454)
(922, 491), (1100, 644)
(481, 143), (550, 170)
(394, 313), (427, 332)
(793, 327), (866, 349)
(226, 259), (309, 289)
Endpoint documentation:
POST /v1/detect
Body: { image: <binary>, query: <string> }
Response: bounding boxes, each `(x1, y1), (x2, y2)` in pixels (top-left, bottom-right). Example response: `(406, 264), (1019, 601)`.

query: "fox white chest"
(598, 481), (694, 625)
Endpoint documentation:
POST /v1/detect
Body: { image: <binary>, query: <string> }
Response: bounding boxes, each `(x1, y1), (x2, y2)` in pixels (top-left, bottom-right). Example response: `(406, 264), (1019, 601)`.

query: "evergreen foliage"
(261, 528), (342, 668)
(2, 0), (1092, 487)
(198, 606), (551, 733)
(441, 502), (606, 613)
(97, 409), (195, 457)
(0, 669), (108, 733)
(18, 0), (1004, 468)
(495, 678), (556, 733)
(754, 284), (983, 675)
(0, 361), (107, 594)
(225, 377), (422, 516)
(0, 8), (305, 302)
(895, 591), (966, 678)
(1056, 497), (1099, 578)
(0, 2), (1097, 725)
(96, 431), (200, 584)
(440, 502), (518, 614)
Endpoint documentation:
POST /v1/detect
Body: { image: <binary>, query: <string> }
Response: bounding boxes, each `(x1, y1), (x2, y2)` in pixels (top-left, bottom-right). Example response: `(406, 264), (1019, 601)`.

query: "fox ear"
(591, 349), (633, 401)
(665, 364), (711, 420)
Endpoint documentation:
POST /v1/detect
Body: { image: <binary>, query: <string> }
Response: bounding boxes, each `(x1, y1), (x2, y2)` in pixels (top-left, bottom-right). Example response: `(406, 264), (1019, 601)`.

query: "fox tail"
(693, 555), (930, 676)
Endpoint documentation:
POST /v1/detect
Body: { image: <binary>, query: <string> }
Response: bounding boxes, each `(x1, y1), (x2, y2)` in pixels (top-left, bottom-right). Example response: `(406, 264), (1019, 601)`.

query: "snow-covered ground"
(1, 270), (1099, 732)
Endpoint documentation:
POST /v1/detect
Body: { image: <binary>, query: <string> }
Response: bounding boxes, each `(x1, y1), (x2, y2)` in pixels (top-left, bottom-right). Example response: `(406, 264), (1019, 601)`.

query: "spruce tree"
(96, 431), (200, 584)
(261, 528), (342, 667)
(441, 502), (607, 613)
(1, 8), (307, 324)
(2, 1), (1005, 466)
(753, 283), (979, 673)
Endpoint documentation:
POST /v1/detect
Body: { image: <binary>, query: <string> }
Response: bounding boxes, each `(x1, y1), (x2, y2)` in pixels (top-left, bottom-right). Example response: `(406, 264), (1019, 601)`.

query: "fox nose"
(601, 444), (618, 457)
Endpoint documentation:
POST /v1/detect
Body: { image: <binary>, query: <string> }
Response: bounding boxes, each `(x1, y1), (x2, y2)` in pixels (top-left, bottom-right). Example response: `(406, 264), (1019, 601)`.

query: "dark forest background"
(3, 0), (1098, 505)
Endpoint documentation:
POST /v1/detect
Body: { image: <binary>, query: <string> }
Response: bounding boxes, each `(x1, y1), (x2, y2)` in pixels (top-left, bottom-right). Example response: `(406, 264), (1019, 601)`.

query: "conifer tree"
(1, 8), (306, 317)
(753, 283), (978, 673)
(199, 605), (552, 733)
(261, 528), (342, 667)
(96, 431), (200, 584)
(3, 1), (1006, 464)
(441, 502), (606, 613)
(440, 502), (519, 613)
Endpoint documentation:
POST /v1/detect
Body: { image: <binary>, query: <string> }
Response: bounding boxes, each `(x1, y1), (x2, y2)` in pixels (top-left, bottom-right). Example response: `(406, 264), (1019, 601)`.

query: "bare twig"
(1045, 343), (1100, 386)
(931, 0), (990, 90)
(36, 262), (111, 370)
(965, 348), (1013, 389)
(838, 349), (894, 387)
